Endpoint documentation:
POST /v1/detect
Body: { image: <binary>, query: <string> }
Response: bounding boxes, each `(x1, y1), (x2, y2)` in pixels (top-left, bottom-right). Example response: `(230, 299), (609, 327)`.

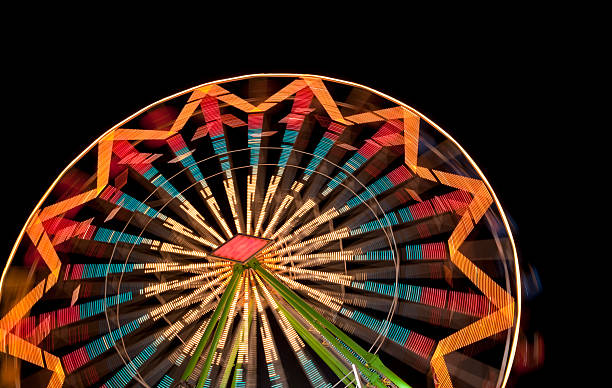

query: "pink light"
(210, 234), (270, 263)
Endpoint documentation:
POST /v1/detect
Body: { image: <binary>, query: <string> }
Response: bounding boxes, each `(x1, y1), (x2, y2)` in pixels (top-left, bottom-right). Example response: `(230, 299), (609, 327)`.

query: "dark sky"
(2, 23), (561, 386)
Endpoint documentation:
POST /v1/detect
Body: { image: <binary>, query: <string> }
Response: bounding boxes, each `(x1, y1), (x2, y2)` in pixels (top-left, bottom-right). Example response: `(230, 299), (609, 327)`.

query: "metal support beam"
(196, 267), (244, 388)
(274, 291), (353, 385)
(251, 261), (410, 388)
(180, 265), (244, 382)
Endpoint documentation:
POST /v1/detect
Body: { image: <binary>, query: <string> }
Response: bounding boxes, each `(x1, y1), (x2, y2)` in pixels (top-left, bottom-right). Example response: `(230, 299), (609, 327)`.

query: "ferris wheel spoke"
(325, 305), (435, 374)
(229, 272), (258, 387)
(262, 250), (356, 265)
(254, 272), (353, 386)
(179, 266), (243, 384)
(97, 184), (216, 249)
(244, 114), (265, 237)
(253, 274), (299, 387)
(199, 95), (247, 234)
(140, 267), (231, 298)
(260, 121), (348, 238)
(345, 262), (451, 281)
(313, 275), (492, 322)
(275, 195), (443, 255)
(96, 310), (199, 388)
(272, 227), (351, 256)
(344, 215), (458, 256)
(255, 272), (337, 387)
(51, 280), (226, 367)
(310, 288), (476, 330)
(139, 261), (229, 275)
(259, 190), (299, 239)
(71, 223), (215, 262)
(165, 299), (227, 376)
(265, 263), (353, 288)
(166, 133), (234, 240)
(319, 121), (402, 202)
(113, 141), (225, 244)
(271, 181), (468, 255)
(64, 298), (210, 386)
(253, 87), (314, 238)
(278, 239), (448, 267)
(252, 261), (410, 388)
(265, 197), (316, 239)
(271, 207), (343, 249)
(333, 165), (415, 220)
(194, 272), (244, 388)
(300, 125), (347, 185)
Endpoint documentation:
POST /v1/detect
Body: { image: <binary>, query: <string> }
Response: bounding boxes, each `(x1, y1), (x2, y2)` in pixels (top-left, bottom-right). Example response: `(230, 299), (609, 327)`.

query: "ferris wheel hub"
(208, 233), (271, 264)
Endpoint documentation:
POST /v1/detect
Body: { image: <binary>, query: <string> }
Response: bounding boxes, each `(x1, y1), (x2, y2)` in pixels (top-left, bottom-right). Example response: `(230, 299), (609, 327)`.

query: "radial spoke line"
(337, 307), (436, 363)
(142, 261), (230, 274)
(249, 272), (288, 387)
(273, 274), (442, 367)
(166, 133), (233, 240)
(246, 114), (263, 235)
(180, 265), (244, 382)
(263, 240), (447, 268)
(141, 267), (231, 298)
(251, 261), (410, 388)
(254, 272), (335, 388)
(253, 87), (314, 237)
(219, 326), (241, 387)
(346, 280), (492, 318)
(169, 317), (212, 369)
(256, 268), (383, 387)
(232, 273), (259, 387)
(101, 301), (218, 388)
(254, 272), (348, 386)
(309, 287), (478, 329)
(271, 207), (340, 249)
(195, 271), (244, 388)
(260, 122), (347, 237)
(152, 241), (211, 257)
(271, 124), (401, 236)
(274, 178), (455, 255)
(147, 275), (230, 321)
(260, 193), (294, 238)
(262, 250), (358, 264)
(61, 289), (223, 375)
(266, 198), (316, 239)
(246, 298), (259, 388)
(273, 227), (351, 256)
(96, 291), (223, 388)
(315, 308), (434, 374)
(114, 141), (225, 244)
(98, 185), (215, 248)
(274, 169), (466, 255)
(286, 165), (413, 245)
(87, 212), (216, 256)
(199, 96), (245, 234)
(277, 293), (353, 385)
(266, 264), (352, 289)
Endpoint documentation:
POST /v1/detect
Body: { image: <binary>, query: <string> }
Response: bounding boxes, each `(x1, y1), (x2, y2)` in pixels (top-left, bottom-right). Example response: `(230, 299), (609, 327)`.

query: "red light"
(209, 234), (270, 263)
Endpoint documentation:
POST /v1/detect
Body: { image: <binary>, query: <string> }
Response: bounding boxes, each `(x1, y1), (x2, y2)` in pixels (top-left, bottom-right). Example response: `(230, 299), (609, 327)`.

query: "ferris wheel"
(0, 74), (520, 388)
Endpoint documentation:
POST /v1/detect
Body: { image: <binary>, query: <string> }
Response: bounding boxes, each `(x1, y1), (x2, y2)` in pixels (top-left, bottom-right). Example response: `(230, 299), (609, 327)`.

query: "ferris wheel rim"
(1, 73), (521, 388)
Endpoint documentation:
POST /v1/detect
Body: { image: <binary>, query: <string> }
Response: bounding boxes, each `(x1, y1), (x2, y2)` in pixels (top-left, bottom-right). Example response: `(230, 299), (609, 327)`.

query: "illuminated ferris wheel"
(0, 74), (520, 388)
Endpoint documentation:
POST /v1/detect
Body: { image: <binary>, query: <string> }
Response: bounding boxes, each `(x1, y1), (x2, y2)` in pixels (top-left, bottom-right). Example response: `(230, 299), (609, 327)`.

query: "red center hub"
(208, 234), (270, 263)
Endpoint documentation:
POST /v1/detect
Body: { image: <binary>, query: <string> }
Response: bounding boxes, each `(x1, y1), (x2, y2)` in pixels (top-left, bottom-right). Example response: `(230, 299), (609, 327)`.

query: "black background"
(2, 20), (564, 386)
